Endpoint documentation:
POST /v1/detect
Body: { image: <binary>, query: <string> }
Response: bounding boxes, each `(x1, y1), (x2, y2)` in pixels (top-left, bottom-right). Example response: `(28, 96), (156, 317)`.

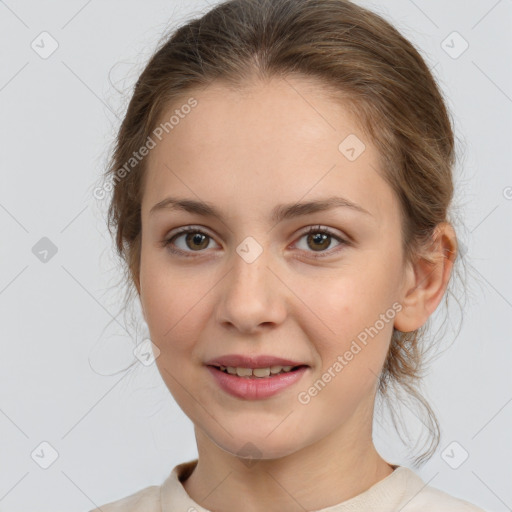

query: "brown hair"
(102, 0), (466, 466)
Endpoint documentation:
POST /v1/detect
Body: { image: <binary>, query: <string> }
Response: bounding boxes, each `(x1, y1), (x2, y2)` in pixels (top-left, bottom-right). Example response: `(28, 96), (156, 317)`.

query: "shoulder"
(88, 484), (161, 512)
(399, 468), (486, 512)
(87, 459), (199, 512)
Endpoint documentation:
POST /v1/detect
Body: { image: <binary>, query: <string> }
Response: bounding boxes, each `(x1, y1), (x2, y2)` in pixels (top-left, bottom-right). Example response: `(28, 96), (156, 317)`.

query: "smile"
(212, 364), (306, 378)
(206, 364), (309, 400)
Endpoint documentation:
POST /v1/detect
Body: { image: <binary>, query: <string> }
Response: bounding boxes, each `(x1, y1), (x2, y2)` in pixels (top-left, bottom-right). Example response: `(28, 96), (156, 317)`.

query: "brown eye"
(295, 226), (348, 258)
(183, 232), (210, 250)
(163, 226), (218, 256)
(306, 231), (332, 251)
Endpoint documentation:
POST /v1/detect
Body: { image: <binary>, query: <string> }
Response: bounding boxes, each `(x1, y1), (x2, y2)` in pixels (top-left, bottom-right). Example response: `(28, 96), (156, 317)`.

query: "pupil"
(309, 233), (329, 251)
(187, 233), (208, 250)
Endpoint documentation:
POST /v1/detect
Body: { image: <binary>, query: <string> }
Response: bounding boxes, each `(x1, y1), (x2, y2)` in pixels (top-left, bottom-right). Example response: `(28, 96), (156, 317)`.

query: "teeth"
(236, 367), (252, 377)
(219, 365), (296, 378)
(253, 367), (270, 377)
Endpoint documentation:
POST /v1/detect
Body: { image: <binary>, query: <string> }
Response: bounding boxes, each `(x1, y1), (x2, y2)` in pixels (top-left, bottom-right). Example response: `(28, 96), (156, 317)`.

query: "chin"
(209, 428), (304, 463)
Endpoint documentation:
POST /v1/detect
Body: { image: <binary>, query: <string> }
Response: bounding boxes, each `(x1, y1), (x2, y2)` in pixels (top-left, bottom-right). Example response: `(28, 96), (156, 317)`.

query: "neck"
(182, 424), (394, 512)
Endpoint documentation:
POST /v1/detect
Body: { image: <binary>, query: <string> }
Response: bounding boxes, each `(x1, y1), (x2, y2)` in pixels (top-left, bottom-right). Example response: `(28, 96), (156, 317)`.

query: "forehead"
(142, 76), (395, 224)
(152, 76), (366, 154)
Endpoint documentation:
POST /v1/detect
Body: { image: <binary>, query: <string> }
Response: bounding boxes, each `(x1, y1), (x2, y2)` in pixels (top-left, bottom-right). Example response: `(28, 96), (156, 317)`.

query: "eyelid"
(293, 225), (349, 257)
(166, 224), (215, 240)
(161, 225), (220, 253)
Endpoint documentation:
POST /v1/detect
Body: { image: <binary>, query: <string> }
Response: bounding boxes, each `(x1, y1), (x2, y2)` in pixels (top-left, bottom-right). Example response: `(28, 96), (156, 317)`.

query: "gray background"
(0, 0), (511, 510)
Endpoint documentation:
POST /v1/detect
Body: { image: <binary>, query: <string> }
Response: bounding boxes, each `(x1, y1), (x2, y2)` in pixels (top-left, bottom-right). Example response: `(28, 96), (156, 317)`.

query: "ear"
(394, 222), (457, 333)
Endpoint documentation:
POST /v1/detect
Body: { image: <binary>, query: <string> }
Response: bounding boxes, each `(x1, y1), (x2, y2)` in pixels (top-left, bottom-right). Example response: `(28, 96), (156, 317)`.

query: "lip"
(206, 365), (309, 400)
(204, 354), (308, 369)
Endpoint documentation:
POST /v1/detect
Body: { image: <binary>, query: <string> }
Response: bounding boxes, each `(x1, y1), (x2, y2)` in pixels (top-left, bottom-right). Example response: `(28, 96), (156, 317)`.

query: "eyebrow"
(149, 195), (372, 223)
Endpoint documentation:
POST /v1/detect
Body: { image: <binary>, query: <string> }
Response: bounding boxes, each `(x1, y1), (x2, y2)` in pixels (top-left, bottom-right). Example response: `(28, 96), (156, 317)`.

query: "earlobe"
(394, 222), (457, 333)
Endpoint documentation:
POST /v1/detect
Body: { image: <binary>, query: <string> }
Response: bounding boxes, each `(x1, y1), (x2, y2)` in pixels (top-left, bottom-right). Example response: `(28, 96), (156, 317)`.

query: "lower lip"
(206, 365), (309, 400)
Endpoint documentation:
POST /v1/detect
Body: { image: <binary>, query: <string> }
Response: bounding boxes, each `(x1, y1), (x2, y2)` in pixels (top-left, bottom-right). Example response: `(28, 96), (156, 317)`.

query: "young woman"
(91, 0), (485, 510)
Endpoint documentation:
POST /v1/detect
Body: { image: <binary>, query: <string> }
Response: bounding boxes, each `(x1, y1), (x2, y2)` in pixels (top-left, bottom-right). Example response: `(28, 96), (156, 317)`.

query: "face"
(138, 77), (408, 460)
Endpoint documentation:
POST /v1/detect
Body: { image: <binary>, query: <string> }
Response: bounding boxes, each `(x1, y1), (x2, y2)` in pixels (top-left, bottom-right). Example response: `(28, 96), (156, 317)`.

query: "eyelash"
(162, 225), (349, 259)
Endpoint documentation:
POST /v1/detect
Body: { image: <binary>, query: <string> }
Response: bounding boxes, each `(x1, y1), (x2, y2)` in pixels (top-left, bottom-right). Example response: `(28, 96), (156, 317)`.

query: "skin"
(137, 76), (457, 512)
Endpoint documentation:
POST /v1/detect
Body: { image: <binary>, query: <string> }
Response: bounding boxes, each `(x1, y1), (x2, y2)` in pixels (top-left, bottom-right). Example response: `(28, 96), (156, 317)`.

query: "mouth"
(207, 364), (308, 378)
(205, 363), (310, 400)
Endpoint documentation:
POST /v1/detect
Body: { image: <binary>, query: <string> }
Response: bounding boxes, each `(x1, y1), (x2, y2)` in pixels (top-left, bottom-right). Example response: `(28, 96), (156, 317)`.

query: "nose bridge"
(216, 235), (285, 331)
(230, 235), (272, 300)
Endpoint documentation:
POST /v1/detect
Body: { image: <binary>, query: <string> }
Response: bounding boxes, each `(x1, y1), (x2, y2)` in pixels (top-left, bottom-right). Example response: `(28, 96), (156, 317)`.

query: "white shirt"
(89, 459), (486, 511)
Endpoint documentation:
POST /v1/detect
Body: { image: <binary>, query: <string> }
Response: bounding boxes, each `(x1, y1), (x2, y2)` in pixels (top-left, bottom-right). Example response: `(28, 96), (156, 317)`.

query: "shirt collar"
(160, 459), (420, 512)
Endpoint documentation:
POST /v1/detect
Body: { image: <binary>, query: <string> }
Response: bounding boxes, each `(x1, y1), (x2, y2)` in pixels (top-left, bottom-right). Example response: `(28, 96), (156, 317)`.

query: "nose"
(215, 243), (287, 334)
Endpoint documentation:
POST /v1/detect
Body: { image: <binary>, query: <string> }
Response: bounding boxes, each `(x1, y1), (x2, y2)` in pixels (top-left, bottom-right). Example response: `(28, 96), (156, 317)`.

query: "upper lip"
(204, 354), (309, 369)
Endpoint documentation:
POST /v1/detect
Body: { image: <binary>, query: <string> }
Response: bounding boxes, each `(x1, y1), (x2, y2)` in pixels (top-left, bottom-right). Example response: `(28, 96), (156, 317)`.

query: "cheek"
(308, 268), (386, 331)
(139, 251), (216, 362)
(140, 253), (190, 343)
(308, 268), (395, 371)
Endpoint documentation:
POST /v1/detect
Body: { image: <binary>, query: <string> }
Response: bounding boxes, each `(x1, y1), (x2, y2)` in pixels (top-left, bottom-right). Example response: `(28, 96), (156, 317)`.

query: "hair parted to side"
(103, 0), (467, 467)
